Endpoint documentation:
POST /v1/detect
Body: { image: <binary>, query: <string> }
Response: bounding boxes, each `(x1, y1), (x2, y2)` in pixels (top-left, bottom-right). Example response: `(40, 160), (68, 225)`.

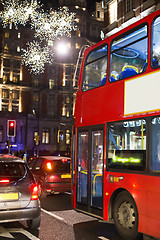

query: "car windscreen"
(0, 162), (26, 178)
(44, 159), (70, 173)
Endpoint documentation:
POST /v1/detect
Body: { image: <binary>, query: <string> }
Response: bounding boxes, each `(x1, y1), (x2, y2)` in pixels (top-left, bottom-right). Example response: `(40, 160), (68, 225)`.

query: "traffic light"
(7, 120), (16, 137)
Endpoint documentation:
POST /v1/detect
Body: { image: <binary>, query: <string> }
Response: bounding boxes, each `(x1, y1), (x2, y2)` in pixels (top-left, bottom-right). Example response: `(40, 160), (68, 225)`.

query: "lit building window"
(2, 89), (9, 99)
(17, 46), (20, 52)
(33, 92), (39, 102)
(34, 131), (39, 142)
(109, 0), (117, 24)
(66, 130), (70, 144)
(4, 44), (9, 52)
(42, 129), (49, 144)
(4, 32), (9, 38)
(75, 43), (80, 49)
(66, 96), (70, 104)
(3, 74), (9, 83)
(33, 79), (39, 87)
(62, 104), (66, 116)
(66, 110), (69, 117)
(12, 90), (19, 99)
(77, 30), (81, 37)
(18, 32), (20, 38)
(49, 79), (54, 89)
(13, 74), (20, 83)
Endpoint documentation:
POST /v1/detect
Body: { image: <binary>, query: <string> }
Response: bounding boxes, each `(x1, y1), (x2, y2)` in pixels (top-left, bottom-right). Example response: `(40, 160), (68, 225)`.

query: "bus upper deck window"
(82, 45), (108, 91)
(152, 16), (160, 69)
(110, 25), (148, 82)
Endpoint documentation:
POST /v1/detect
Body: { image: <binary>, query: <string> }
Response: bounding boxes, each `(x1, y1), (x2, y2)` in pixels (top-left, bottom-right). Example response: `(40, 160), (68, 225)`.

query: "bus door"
(76, 128), (104, 217)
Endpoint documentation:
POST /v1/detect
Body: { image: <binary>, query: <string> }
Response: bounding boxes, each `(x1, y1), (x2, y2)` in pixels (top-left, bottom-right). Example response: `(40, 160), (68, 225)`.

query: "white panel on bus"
(124, 71), (160, 115)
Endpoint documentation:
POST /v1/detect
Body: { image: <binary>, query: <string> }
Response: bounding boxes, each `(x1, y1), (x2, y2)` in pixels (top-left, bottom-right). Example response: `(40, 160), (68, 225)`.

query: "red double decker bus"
(71, 9), (160, 240)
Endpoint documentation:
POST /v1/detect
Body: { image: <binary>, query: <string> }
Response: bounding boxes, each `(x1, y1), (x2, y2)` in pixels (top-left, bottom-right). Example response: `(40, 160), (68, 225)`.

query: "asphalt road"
(0, 192), (158, 240)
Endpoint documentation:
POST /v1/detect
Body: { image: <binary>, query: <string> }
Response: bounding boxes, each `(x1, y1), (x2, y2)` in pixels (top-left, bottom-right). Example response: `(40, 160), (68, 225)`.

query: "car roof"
(36, 156), (71, 161)
(0, 154), (25, 163)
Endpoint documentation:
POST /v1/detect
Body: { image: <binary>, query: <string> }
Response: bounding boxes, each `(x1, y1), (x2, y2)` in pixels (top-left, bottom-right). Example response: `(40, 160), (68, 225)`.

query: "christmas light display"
(31, 7), (77, 41)
(22, 40), (53, 74)
(0, 0), (40, 29)
(0, 0), (77, 74)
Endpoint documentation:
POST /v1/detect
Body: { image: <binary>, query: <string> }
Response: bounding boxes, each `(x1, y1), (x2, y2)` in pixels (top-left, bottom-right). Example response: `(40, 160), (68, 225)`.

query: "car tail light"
(46, 162), (52, 170)
(31, 185), (39, 200)
(0, 179), (10, 183)
(61, 158), (68, 163)
(49, 175), (55, 181)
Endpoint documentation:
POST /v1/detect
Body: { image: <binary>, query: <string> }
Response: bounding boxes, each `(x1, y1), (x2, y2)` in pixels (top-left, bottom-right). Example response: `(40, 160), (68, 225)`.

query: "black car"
(28, 156), (71, 196)
(0, 154), (41, 229)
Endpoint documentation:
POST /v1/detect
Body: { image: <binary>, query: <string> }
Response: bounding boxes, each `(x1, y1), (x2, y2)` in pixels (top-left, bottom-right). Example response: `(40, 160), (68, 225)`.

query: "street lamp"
(56, 41), (69, 56)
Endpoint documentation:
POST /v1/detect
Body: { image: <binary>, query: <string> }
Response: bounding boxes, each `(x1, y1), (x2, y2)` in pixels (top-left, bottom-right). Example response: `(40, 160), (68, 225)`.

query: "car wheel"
(27, 215), (41, 229)
(113, 191), (142, 240)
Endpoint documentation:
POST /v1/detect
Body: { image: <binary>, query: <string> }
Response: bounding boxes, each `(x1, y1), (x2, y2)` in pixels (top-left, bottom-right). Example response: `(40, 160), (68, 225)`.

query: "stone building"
(0, 0), (103, 158)
(103, 0), (160, 37)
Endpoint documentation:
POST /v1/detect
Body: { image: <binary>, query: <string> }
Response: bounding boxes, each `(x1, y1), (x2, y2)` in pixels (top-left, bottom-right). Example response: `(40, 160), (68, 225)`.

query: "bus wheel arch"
(108, 188), (125, 220)
(112, 190), (142, 240)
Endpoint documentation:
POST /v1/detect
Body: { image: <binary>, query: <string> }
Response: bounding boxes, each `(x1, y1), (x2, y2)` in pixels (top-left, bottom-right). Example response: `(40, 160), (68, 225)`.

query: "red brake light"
(0, 179), (10, 183)
(31, 185), (39, 200)
(61, 158), (68, 163)
(46, 162), (52, 170)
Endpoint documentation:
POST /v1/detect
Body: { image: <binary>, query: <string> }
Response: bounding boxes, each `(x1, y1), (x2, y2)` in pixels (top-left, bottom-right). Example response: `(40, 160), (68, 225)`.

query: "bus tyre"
(113, 191), (142, 240)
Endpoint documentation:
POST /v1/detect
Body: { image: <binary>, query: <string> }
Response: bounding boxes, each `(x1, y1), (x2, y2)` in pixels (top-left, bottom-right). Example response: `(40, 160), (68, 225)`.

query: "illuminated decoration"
(0, 0), (41, 29)
(0, 1), (77, 74)
(31, 7), (77, 41)
(112, 155), (141, 164)
(22, 40), (53, 74)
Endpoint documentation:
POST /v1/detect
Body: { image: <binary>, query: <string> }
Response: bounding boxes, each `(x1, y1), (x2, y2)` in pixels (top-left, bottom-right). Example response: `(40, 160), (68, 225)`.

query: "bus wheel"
(113, 191), (142, 240)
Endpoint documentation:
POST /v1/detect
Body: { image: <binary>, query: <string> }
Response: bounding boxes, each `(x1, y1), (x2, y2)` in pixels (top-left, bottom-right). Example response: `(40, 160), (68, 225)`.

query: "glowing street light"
(56, 42), (69, 56)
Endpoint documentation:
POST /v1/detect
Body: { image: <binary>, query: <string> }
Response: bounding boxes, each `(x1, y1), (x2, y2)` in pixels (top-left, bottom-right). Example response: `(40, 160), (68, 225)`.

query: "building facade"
(0, 0), (103, 159)
(103, 0), (160, 37)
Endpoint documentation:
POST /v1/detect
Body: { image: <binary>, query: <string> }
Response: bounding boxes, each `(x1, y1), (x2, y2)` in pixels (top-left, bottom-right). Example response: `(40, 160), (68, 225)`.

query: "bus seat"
(100, 73), (107, 86)
(119, 65), (138, 80)
(152, 58), (159, 68)
(110, 73), (117, 82)
(140, 61), (148, 72)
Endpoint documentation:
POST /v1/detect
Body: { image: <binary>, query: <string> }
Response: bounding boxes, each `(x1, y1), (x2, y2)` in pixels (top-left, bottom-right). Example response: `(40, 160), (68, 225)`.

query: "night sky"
(41, 0), (100, 12)
(86, 0), (98, 11)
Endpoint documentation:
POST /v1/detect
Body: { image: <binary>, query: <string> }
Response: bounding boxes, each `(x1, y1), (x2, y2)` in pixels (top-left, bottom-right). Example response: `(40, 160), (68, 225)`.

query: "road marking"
(41, 208), (65, 221)
(98, 237), (110, 240)
(0, 226), (39, 239)
(64, 192), (71, 195)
